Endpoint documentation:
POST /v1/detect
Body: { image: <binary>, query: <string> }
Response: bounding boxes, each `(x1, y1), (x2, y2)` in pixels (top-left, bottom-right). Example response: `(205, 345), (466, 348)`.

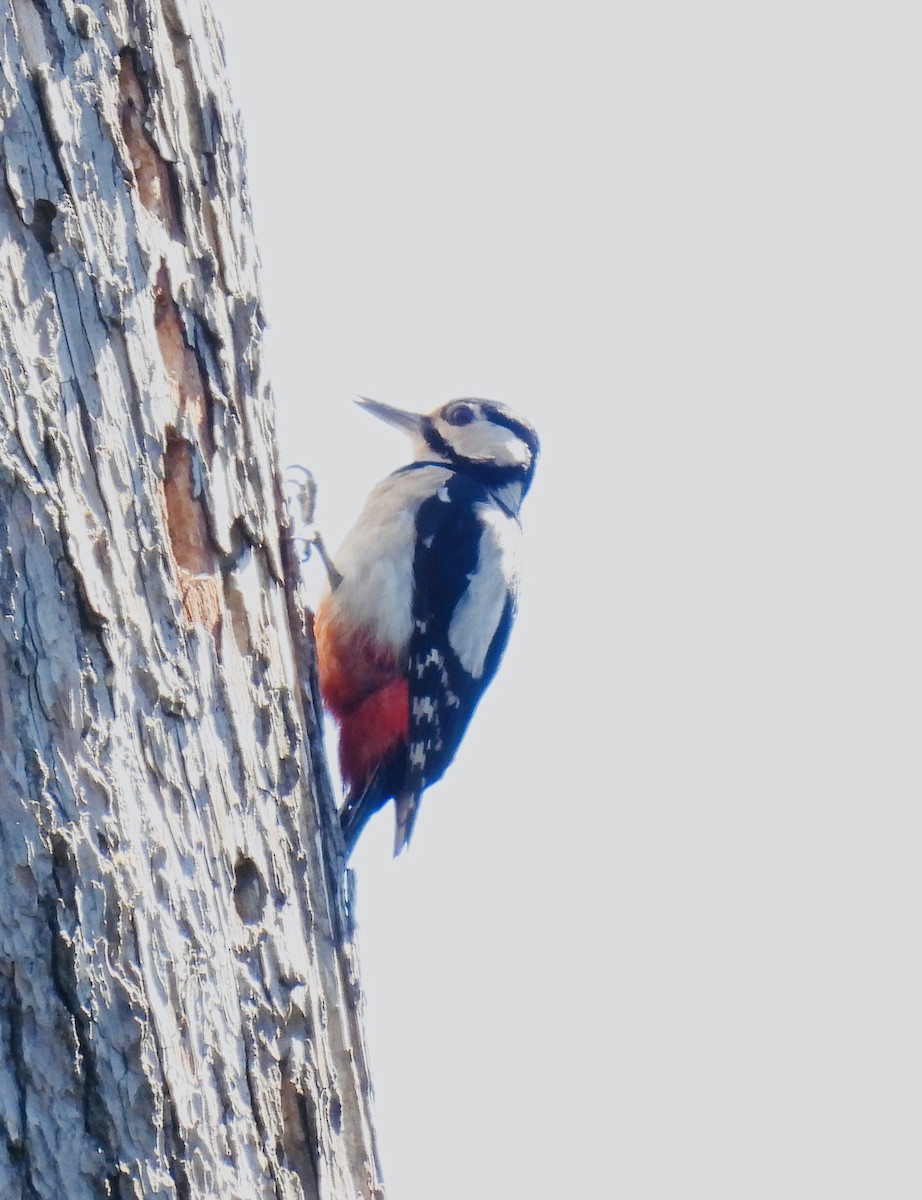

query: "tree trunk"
(0, 2), (382, 1196)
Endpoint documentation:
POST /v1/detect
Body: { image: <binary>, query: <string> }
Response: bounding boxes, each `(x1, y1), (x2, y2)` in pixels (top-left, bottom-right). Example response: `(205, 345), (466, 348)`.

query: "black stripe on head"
(420, 418), (456, 462)
(480, 399), (540, 466)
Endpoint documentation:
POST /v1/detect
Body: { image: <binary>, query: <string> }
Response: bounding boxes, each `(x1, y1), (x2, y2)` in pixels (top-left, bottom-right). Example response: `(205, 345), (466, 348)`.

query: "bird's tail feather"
(392, 790), (422, 857)
(339, 774), (381, 858)
(340, 778), (422, 858)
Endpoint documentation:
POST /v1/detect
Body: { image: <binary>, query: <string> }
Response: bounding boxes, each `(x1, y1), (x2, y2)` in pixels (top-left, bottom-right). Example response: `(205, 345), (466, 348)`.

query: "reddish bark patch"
(118, 51), (182, 238)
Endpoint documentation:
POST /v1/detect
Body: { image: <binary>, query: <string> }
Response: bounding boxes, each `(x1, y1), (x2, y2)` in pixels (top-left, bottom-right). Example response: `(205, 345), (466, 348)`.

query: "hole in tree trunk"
(233, 857), (267, 924)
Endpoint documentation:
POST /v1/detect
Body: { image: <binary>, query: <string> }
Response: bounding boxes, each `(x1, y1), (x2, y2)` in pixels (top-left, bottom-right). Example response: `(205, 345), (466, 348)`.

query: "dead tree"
(0, 1), (382, 1196)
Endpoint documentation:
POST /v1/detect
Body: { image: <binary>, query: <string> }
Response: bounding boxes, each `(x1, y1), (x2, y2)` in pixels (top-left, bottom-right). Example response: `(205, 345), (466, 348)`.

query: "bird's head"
(355, 396), (540, 503)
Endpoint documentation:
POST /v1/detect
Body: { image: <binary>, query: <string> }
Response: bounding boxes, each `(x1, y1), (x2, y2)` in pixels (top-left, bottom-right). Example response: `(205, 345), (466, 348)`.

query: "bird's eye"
(447, 404), (475, 426)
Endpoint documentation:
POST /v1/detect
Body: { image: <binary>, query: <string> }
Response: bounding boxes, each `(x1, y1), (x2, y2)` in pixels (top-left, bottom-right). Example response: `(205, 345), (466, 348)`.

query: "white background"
(218, 4), (919, 1197)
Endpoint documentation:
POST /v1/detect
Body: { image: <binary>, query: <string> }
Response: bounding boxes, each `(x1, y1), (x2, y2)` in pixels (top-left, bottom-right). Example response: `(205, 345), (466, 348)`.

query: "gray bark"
(0, 1), (382, 1197)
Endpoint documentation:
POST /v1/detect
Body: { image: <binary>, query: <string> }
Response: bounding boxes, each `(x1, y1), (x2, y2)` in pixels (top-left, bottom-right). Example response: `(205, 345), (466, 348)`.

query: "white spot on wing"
(412, 696), (437, 721)
(409, 742), (426, 767)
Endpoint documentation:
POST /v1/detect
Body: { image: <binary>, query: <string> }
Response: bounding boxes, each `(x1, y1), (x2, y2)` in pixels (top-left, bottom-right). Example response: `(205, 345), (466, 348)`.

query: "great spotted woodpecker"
(314, 397), (539, 856)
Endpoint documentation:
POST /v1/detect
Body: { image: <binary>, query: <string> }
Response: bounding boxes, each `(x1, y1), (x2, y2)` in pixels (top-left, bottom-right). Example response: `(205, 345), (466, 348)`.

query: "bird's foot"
(284, 465), (343, 589)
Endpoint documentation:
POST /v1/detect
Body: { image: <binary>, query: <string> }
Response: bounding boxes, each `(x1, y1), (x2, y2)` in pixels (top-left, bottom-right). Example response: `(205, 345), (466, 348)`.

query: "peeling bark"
(0, 1), (382, 1196)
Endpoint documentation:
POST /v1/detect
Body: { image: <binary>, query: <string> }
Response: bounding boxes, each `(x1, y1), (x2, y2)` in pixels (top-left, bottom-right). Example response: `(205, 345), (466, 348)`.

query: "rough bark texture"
(0, 1), (382, 1197)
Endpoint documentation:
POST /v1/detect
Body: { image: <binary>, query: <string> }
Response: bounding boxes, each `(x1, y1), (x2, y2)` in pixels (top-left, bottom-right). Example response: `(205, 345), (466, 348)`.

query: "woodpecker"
(314, 397), (539, 857)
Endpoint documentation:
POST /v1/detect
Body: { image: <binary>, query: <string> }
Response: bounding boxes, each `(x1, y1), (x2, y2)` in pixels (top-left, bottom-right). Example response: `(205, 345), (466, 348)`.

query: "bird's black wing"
(394, 474), (517, 850)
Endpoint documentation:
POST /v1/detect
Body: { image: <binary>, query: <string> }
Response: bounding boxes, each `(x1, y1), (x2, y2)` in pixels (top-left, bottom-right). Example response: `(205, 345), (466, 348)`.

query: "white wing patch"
(448, 504), (521, 679)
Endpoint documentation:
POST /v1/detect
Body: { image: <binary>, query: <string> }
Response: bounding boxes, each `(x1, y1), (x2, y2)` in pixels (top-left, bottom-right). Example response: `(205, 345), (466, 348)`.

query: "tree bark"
(0, 1), (382, 1197)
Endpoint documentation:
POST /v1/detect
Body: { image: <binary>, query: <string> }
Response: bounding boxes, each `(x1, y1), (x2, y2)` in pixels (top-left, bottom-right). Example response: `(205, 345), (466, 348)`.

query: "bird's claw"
(284, 466), (342, 588)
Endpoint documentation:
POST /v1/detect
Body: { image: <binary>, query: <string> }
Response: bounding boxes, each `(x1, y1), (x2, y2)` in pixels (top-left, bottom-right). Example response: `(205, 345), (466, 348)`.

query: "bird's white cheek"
(444, 421), (533, 468)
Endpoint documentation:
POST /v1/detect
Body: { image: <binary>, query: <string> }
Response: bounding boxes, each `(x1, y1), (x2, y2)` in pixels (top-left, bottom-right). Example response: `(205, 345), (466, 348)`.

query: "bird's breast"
(319, 465), (452, 661)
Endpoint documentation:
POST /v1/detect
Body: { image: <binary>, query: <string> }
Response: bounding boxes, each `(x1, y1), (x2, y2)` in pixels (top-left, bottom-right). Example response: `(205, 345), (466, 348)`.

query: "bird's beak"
(354, 396), (424, 436)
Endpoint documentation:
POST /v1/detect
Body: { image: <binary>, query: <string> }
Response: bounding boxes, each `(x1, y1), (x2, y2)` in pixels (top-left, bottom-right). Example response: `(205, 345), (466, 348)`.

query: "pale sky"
(219, 4), (918, 1197)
